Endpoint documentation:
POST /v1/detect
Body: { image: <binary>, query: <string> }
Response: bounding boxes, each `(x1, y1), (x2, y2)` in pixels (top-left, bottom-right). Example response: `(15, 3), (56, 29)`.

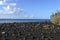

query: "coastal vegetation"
(50, 10), (60, 25)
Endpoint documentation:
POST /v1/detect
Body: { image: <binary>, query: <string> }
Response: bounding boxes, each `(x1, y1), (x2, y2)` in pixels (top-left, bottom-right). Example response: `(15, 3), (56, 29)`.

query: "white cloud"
(0, 0), (7, 5)
(3, 5), (11, 12)
(6, 5), (10, 10)
(0, 5), (24, 14)
(0, 10), (14, 14)
(14, 8), (24, 14)
(10, 3), (16, 6)
(6, 11), (14, 14)
(0, 1), (3, 5)
(1, 5), (14, 14)
(0, 0), (25, 14)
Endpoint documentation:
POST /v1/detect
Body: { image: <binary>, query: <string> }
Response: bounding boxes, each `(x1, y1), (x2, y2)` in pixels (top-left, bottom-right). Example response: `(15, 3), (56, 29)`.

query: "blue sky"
(0, 0), (60, 19)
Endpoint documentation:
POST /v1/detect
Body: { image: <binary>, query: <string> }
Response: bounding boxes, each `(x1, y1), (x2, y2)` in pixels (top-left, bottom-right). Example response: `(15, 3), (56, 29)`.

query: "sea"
(0, 19), (50, 23)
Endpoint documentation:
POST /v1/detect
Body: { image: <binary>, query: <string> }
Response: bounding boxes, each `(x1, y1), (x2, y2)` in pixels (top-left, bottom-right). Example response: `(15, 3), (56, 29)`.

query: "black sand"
(0, 22), (60, 40)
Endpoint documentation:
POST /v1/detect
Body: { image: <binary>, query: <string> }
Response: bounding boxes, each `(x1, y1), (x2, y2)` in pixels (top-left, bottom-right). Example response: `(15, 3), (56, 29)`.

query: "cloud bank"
(0, 0), (24, 14)
(0, 0), (35, 18)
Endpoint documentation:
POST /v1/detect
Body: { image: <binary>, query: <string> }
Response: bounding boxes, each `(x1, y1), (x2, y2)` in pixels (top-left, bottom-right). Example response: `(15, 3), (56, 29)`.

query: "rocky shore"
(0, 22), (60, 40)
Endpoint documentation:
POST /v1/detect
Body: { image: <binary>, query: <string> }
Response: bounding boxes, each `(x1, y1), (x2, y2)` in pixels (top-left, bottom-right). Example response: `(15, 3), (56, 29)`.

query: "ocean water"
(0, 19), (50, 23)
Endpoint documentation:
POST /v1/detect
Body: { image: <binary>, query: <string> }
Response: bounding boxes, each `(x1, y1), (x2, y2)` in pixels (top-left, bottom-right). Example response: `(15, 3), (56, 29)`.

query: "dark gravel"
(0, 22), (60, 40)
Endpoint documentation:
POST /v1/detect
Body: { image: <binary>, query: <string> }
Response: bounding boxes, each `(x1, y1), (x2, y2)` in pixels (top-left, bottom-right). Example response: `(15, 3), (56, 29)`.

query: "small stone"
(2, 32), (5, 34)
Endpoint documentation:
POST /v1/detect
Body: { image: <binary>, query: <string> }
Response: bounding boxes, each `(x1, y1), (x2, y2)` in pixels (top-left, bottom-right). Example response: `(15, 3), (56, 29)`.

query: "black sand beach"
(0, 22), (60, 40)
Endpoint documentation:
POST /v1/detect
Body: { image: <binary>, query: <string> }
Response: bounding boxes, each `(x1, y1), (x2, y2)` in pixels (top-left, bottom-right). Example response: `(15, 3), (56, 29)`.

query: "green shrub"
(50, 10), (60, 25)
